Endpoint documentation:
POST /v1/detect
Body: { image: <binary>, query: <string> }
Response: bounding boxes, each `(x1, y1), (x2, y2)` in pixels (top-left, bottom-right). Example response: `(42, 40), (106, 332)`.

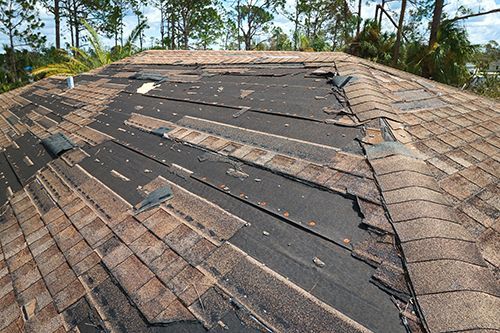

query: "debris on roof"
(0, 50), (498, 333)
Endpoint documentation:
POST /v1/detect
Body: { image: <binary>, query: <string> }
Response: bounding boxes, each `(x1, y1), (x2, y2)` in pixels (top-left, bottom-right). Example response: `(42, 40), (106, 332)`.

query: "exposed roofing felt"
(0, 50), (498, 333)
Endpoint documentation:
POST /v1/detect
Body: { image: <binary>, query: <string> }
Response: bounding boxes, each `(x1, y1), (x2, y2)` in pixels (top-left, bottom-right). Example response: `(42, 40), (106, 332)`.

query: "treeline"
(0, 0), (498, 97)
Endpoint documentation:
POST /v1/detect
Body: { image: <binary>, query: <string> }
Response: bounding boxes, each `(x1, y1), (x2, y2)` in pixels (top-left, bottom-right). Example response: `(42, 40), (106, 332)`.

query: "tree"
(34, 20), (147, 76)
(232, 0), (283, 50)
(0, 0), (45, 80)
(268, 26), (291, 50)
(174, 0), (222, 49)
(151, 0), (170, 48)
(131, 0), (148, 50)
(40, 0), (61, 48)
(97, 0), (131, 47)
(59, 0), (101, 48)
(221, 15), (239, 49)
(194, 5), (224, 49)
(348, 19), (395, 64)
(283, 0), (355, 51)
(392, 0), (406, 66)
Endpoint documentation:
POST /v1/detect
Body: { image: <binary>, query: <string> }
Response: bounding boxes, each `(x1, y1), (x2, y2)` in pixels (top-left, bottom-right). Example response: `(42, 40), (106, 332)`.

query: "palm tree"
(34, 20), (147, 77)
(348, 19), (395, 65)
(405, 21), (476, 86)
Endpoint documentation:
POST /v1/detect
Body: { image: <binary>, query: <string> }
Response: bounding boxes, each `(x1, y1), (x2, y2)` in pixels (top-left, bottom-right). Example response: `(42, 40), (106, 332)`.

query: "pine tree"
(0, 0), (45, 80)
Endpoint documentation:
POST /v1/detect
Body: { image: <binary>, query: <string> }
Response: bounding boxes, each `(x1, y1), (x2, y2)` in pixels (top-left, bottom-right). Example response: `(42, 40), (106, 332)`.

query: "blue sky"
(1, 0), (499, 49)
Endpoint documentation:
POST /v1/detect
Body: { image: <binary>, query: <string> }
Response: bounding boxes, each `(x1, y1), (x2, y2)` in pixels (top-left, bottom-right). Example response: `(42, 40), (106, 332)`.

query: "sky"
(1, 0), (499, 50)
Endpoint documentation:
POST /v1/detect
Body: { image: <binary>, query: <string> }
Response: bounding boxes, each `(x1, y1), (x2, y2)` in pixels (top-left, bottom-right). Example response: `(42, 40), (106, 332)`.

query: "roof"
(0, 50), (498, 333)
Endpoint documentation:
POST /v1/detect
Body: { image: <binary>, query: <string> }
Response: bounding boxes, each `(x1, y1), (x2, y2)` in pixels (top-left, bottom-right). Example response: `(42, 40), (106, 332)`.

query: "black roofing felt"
(1, 63), (406, 332)
(77, 129), (402, 333)
(79, 140), (402, 332)
(3, 132), (53, 184)
(0, 152), (22, 204)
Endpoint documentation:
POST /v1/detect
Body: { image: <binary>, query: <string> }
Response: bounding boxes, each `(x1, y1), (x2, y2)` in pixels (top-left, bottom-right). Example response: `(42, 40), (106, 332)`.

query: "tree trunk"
(160, 5), (165, 48)
(54, 0), (60, 48)
(137, 15), (143, 50)
(392, 0), (406, 66)
(378, 0), (385, 26)
(356, 0), (362, 36)
(170, 14), (175, 49)
(293, 0), (299, 50)
(428, 0), (443, 49)
(244, 34), (251, 50)
(69, 18), (74, 48)
(422, 0), (444, 78)
(236, 0), (241, 50)
(9, 32), (17, 81)
(120, 14), (124, 47)
(73, 3), (79, 48)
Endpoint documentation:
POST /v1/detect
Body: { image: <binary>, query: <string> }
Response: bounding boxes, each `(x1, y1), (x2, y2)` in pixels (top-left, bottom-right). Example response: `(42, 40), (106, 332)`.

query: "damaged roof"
(0, 50), (498, 333)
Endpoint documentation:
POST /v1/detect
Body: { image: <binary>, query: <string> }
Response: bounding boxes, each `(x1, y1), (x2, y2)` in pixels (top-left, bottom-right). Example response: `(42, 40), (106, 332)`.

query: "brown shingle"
(421, 138), (453, 154)
(142, 208), (180, 239)
(112, 255), (154, 294)
(151, 250), (188, 284)
(96, 236), (132, 269)
(377, 171), (439, 192)
(11, 260), (41, 293)
(53, 278), (85, 312)
(460, 166), (496, 187)
(130, 232), (167, 265)
(370, 154), (431, 176)
(408, 260), (499, 295)
(418, 291), (500, 333)
(44, 262), (76, 295)
(79, 217), (111, 247)
(33, 245), (65, 277)
(133, 277), (176, 321)
(168, 265), (214, 306)
(477, 228), (500, 268)
(113, 215), (147, 244)
(401, 238), (485, 266)
(393, 218), (473, 242)
(383, 187), (448, 205)
(165, 224), (202, 257)
(439, 174), (480, 200)
(155, 299), (195, 323)
(53, 225), (83, 252)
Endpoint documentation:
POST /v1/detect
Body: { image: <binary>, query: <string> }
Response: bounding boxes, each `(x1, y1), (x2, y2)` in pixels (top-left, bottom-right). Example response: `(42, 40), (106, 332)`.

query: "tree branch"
(445, 8), (500, 23)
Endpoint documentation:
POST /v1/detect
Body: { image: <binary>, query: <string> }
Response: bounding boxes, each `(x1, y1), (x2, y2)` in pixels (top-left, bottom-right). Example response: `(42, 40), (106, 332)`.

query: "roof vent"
(135, 185), (173, 214)
(41, 133), (76, 156)
(329, 76), (353, 89)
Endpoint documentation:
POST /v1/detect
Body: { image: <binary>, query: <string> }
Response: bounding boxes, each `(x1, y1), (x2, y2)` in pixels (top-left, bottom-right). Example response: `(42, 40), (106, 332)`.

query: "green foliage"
(468, 41), (500, 99)
(0, 47), (67, 92)
(0, 0), (46, 49)
(268, 27), (292, 50)
(474, 40), (500, 71)
(239, 2), (274, 50)
(347, 20), (395, 65)
(470, 74), (499, 99)
(405, 21), (476, 86)
(33, 20), (146, 77)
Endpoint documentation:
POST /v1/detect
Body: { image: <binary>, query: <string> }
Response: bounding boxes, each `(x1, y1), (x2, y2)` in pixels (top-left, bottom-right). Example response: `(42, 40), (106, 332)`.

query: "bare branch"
(445, 8), (500, 23)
